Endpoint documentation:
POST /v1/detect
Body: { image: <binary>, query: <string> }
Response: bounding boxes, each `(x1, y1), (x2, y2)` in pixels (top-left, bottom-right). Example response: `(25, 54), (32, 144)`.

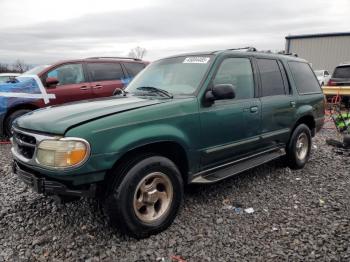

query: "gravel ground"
(0, 127), (349, 261)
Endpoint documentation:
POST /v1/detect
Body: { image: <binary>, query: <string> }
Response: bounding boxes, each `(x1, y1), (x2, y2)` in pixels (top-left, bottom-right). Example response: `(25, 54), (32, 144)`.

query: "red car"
(0, 57), (148, 136)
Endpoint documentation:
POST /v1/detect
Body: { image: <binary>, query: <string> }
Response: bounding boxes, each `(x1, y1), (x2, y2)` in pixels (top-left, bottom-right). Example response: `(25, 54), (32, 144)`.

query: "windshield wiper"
(136, 86), (173, 98)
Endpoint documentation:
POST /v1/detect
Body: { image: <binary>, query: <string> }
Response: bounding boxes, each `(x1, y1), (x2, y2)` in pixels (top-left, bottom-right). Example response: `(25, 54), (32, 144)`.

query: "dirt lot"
(0, 128), (349, 261)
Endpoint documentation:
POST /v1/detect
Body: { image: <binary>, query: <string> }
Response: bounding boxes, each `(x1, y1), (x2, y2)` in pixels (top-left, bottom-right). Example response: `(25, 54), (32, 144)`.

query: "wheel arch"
(292, 114), (316, 137)
(3, 103), (39, 132)
(102, 140), (190, 196)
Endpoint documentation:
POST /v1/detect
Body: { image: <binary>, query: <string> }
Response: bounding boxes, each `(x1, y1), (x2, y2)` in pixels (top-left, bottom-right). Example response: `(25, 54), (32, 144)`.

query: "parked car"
(314, 69), (330, 85)
(11, 49), (324, 238)
(0, 73), (20, 83)
(327, 63), (350, 86)
(0, 57), (148, 136)
(323, 63), (350, 105)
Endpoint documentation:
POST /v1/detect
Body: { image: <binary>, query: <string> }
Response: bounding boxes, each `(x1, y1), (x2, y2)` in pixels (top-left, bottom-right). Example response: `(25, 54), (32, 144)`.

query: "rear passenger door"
(256, 58), (296, 148)
(87, 62), (126, 97)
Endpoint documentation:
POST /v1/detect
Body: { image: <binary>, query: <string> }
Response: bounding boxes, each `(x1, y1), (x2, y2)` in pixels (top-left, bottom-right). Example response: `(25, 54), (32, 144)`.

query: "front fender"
(106, 124), (191, 154)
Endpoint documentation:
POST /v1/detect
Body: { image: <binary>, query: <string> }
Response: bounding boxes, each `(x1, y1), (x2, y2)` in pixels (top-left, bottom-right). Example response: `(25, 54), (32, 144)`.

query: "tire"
(4, 109), (32, 137)
(286, 124), (312, 169)
(104, 155), (184, 238)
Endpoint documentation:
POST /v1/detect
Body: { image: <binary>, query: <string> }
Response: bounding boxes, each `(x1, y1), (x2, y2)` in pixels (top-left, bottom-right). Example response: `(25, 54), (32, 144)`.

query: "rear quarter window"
(288, 62), (321, 94)
(123, 62), (146, 77)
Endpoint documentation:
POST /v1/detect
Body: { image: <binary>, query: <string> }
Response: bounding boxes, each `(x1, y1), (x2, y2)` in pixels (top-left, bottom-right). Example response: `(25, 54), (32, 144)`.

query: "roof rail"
(85, 56), (142, 61)
(277, 51), (298, 57)
(227, 47), (257, 52)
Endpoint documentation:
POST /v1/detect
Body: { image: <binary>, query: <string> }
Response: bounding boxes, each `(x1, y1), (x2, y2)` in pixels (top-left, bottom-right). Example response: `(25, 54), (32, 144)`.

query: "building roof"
(285, 32), (350, 40)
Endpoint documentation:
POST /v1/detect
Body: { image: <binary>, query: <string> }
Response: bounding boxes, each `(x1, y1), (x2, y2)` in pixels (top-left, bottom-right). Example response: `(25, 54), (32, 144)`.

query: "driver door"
(199, 57), (262, 169)
(44, 63), (93, 105)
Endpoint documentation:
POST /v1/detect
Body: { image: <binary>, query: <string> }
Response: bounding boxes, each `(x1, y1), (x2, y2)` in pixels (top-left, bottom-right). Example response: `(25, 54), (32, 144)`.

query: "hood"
(15, 96), (166, 134)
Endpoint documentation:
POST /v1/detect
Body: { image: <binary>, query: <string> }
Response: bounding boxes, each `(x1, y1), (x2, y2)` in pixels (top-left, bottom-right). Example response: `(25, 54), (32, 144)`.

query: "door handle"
(250, 106), (258, 113)
(290, 101), (296, 108)
(80, 86), (88, 90)
(93, 85), (103, 89)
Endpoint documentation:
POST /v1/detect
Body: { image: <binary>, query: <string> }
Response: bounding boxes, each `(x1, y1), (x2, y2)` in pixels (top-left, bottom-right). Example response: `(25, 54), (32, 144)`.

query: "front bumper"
(13, 161), (96, 197)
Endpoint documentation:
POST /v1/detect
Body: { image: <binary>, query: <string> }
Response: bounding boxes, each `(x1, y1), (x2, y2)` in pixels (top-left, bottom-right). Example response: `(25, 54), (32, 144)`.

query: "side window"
(47, 64), (85, 86)
(288, 62), (322, 94)
(257, 59), (285, 96)
(123, 62), (146, 77)
(87, 63), (124, 82)
(213, 57), (254, 100)
(325, 71), (329, 76)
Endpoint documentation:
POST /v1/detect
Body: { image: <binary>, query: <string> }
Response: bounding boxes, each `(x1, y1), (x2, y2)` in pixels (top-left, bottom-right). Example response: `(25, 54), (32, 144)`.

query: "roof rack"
(85, 56), (142, 61)
(277, 51), (298, 57)
(225, 47), (298, 57)
(226, 47), (257, 52)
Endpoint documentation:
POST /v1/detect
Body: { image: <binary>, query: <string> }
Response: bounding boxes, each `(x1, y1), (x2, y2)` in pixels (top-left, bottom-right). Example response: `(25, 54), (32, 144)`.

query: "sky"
(0, 0), (349, 65)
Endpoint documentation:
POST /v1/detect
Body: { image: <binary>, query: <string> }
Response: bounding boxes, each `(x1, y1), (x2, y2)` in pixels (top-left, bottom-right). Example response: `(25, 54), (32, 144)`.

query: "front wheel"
(286, 124), (312, 169)
(104, 155), (184, 238)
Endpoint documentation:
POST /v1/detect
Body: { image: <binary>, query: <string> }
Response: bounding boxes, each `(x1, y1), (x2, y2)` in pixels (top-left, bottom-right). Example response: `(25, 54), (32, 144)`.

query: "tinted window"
(47, 64), (85, 85)
(257, 59), (285, 96)
(333, 66), (350, 78)
(325, 71), (329, 76)
(123, 62), (145, 77)
(288, 62), (321, 94)
(87, 63), (124, 81)
(213, 58), (254, 100)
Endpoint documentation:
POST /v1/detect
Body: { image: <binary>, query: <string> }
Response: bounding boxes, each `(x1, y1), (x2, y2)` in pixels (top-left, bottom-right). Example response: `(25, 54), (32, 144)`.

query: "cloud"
(0, 0), (349, 64)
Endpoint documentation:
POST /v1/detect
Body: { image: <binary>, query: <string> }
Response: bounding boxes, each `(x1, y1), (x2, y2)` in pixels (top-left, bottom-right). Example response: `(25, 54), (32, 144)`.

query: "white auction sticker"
(183, 57), (210, 64)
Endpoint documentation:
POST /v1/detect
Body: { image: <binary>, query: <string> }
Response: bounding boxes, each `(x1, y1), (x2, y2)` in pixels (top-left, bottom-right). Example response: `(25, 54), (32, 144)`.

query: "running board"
(191, 148), (285, 184)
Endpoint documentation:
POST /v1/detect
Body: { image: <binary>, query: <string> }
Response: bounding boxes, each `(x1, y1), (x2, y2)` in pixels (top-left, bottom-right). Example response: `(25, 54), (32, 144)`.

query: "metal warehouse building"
(285, 32), (350, 73)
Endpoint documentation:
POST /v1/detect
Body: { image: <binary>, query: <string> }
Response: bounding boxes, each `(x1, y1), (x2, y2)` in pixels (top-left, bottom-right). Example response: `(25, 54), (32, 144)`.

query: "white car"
(0, 73), (20, 83)
(314, 70), (331, 86)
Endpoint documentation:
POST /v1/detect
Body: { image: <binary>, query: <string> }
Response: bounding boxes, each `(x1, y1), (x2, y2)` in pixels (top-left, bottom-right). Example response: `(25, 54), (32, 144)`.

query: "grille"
(13, 130), (36, 159)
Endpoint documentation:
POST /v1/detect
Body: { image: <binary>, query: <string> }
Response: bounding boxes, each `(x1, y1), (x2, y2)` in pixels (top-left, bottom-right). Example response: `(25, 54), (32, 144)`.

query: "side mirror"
(113, 87), (126, 96)
(46, 77), (59, 87)
(205, 84), (235, 102)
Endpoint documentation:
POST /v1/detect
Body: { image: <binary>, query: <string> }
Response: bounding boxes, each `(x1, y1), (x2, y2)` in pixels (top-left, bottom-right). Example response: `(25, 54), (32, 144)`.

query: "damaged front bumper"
(13, 161), (96, 197)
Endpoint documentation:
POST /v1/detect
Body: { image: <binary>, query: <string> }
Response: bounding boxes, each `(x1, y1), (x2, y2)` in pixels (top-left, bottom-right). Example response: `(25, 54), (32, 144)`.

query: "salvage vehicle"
(0, 57), (148, 136)
(11, 48), (325, 238)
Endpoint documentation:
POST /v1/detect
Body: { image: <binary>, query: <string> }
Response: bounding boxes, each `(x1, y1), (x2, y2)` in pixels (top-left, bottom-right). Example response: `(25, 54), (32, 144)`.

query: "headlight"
(36, 138), (90, 168)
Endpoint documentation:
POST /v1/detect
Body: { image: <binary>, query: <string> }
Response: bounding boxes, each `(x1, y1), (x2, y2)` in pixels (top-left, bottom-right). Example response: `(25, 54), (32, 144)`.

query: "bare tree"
(13, 59), (30, 73)
(128, 46), (147, 59)
(0, 63), (10, 73)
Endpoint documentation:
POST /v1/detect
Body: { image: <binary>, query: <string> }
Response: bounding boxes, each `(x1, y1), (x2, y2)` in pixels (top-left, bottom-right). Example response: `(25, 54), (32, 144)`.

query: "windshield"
(314, 70), (323, 77)
(23, 65), (50, 75)
(333, 66), (350, 78)
(126, 55), (213, 95)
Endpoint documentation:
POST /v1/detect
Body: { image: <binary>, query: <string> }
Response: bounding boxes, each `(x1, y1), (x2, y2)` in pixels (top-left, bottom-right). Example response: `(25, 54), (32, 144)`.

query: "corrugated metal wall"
(286, 36), (350, 73)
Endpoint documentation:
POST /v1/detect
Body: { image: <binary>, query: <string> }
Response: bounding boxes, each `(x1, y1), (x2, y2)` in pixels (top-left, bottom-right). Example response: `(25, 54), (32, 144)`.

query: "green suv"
(11, 49), (325, 238)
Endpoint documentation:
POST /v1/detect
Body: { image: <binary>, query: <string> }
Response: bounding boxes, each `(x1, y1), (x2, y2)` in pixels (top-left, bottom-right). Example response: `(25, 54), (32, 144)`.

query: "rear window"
(87, 63), (124, 81)
(333, 66), (350, 78)
(257, 59), (285, 96)
(123, 63), (146, 77)
(288, 62), (321, 94)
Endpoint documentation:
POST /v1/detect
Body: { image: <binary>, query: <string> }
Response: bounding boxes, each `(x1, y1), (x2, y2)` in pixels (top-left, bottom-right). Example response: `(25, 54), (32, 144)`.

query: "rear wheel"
(286, 124), (312, 169)
(104, 155), (184, 238)
(4, 109), (32, 136)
